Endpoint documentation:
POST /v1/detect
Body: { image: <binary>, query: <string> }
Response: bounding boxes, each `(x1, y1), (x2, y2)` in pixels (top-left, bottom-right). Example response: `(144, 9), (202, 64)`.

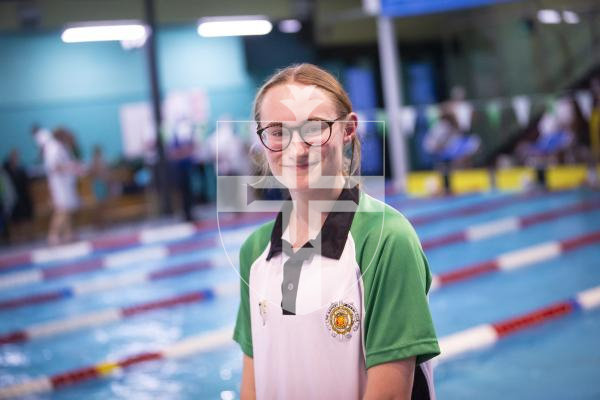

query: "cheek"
(265, 151), (282, 172)
(312, 143), (342, 169)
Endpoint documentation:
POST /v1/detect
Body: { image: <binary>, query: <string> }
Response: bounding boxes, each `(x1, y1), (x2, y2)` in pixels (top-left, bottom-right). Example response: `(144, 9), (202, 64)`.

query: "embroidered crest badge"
(325, 301), (360, 340)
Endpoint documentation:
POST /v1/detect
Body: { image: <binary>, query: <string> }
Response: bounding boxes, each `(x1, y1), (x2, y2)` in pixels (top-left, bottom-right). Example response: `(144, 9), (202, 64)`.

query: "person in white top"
(33, 127), (81, 245)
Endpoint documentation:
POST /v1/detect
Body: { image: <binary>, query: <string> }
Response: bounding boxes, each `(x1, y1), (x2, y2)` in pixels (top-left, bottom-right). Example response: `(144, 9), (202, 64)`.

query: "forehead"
(260, 83), (338, 122)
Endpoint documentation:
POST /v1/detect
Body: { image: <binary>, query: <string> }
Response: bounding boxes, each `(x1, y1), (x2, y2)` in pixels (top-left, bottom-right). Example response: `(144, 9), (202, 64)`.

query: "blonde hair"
(252, 63), (361, 181)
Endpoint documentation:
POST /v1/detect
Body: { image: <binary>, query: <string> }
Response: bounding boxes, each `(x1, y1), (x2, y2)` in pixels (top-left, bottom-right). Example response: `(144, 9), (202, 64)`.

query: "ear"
(343, 113), (358, 144)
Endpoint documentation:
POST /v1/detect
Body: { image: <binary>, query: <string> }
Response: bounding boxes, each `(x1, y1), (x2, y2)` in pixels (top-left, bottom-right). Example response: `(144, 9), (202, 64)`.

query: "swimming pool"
(1, 188), (599, 399)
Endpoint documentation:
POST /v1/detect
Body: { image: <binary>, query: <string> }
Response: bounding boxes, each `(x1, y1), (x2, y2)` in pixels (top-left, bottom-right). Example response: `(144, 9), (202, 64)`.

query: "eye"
(267, 128), (283, 137)
(303, 121), (324, 135)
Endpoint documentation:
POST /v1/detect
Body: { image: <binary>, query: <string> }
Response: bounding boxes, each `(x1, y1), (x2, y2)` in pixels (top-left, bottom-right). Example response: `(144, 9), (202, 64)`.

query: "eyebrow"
(263, 121), (283, 129)
(262, 116), (329, 126)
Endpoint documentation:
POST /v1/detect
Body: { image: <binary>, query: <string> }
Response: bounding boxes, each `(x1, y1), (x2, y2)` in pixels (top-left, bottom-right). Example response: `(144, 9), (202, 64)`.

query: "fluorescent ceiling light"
(62, 22), (148, 43)
(562, 10), (580, 24)
(537, 9), (561, 24)
(278, 19), (301, 34)
(197, 16), (272, 37)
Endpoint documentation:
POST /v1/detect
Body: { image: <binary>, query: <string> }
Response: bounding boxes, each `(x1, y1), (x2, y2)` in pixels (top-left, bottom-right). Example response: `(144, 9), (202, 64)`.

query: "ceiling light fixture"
(562, 10), (580, 24)
(278, 19), (302, 34)
(537, 9), (561, 24)
(197, 16), (272, 37)
(62, 21), (148, 43)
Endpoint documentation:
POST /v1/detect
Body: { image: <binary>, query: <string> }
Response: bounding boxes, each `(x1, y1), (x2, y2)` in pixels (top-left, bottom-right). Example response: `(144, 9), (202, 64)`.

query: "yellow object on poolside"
(546, 165), (587, 190)
(406, 171), (444, 197)
(450, 169), (491, 194)
(495, 168), (536, 191)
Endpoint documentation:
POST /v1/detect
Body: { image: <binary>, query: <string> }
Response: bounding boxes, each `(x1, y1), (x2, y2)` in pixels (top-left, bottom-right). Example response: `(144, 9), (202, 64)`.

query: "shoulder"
(351, 192), (421, 252)
(351, 192), (429, 290)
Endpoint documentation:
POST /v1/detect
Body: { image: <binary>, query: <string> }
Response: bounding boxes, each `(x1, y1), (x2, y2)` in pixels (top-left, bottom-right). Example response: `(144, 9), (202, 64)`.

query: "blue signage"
(380, 0), (518, 18)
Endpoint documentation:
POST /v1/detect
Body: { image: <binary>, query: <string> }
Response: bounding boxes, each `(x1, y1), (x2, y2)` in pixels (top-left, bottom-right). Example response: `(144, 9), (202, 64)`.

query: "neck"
(287, 176), (346, 246)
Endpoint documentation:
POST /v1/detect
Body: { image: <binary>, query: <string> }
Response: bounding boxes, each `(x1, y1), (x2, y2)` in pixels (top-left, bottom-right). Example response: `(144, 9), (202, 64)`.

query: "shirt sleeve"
(233, 240), (254, 358)
(363, 223), (440, 369)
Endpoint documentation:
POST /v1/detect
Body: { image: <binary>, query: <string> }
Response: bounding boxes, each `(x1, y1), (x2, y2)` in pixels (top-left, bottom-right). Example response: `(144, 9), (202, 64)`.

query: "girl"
(233, 64), (439, 399)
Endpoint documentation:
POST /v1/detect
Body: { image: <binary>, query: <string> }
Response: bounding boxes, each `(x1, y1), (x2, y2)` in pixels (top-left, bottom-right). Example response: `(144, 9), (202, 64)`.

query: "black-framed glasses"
(256, 116), (347, 152)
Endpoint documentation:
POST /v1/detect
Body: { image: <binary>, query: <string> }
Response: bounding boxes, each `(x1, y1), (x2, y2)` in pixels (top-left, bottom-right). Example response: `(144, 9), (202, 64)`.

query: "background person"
(33, 128), (81, 245)
(168, 118), (195, 222)
(89, 145), (112, 228)
(3, 149), (33, 223)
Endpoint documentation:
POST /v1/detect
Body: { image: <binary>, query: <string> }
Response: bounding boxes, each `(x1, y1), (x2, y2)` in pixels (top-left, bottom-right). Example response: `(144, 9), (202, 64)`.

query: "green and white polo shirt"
(233, 187), (440, 399)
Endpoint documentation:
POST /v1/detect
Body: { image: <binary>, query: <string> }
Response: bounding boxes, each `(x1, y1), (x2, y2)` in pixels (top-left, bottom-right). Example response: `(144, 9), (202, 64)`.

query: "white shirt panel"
(249, 232), (366, 399)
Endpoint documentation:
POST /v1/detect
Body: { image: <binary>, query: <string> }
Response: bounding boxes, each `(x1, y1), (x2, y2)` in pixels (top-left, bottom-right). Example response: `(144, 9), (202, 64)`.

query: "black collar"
(266, 186), (360, 261)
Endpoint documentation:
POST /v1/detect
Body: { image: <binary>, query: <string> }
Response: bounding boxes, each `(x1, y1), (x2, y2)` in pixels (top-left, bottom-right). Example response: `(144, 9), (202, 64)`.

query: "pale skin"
(240, 82), (416, 399)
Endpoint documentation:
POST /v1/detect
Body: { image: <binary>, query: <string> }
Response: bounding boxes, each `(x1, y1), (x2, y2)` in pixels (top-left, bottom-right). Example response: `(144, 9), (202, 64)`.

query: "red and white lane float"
(1, 285), (599, 399)
(430, 230), (600, 290)
(0, 232), (243, 291)
(0, 327), (233, 399)
(0, 213), (271, 270)
(2, 226), (600, 310)
(0, 190), (563, 270)
(0, 283), (237, 346)
(423, 200), (600, 251)
(438, 285), (600, 362)
(0, 259), (220, 310)
(4, 228), (595, 345)
(407, 190), (563, 226)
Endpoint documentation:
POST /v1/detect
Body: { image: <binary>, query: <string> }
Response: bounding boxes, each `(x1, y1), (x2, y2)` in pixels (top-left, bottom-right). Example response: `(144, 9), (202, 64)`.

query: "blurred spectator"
(89, 145), (111, 228)
(33, 128), (81, 245)
(53, 127), (82, 160)
(31, 124), (51, 163)
(168, 118), (195, 221)
(205, 118), (250, 214)
(519, 96), (589, 166)
(3, 149), (33, 224)
(0, 166), (16, 243)
(206, 118), (248, 176)
(423, 86), (480, 169)
(423, 112), (480, 169)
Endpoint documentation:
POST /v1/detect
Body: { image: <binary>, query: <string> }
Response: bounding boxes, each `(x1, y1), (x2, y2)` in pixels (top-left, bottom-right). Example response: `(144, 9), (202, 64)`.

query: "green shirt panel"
(351, 193), (440, 368)
(232, 220), (274, 358)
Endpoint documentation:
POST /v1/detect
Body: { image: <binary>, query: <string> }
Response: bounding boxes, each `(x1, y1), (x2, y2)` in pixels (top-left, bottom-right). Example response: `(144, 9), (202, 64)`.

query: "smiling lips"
(283, 160), (319, 169)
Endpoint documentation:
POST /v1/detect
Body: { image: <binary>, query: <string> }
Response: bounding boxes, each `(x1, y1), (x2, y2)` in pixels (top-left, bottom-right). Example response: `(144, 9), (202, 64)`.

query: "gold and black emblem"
(325, 301), (360, 340)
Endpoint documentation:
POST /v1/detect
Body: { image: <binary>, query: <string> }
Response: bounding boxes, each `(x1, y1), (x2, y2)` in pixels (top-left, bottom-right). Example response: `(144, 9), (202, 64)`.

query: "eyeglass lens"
(260, 121), (331, 151)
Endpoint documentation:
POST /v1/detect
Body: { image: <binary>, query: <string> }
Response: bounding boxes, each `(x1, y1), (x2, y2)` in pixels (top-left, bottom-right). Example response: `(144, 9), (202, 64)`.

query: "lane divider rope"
(437, 285), (600, 362)
(0, 259), (217, 310)
(2, 284), (600, 399)
(3, 229), (600, 343)
(0, 190), (540, 291)
(430, 230), (600, 290)
(0, 283), (237, 346)
(408, 190), (564, 227)
(0, 327), (234, 399)
(422, 200), (600, 251)
(4, 226), (600, 311)
(0, 232), (245, 292)
(0, 212), (271, 270)
(0, 190), (556, 270)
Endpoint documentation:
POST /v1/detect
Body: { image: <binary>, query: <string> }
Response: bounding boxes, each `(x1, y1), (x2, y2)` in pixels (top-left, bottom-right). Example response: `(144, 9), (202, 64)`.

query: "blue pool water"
(1, 189), (600, 399)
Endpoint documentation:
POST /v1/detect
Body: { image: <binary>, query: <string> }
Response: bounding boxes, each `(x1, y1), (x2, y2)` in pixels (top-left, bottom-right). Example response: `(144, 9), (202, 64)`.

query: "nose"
(287, 129), (310, 156)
